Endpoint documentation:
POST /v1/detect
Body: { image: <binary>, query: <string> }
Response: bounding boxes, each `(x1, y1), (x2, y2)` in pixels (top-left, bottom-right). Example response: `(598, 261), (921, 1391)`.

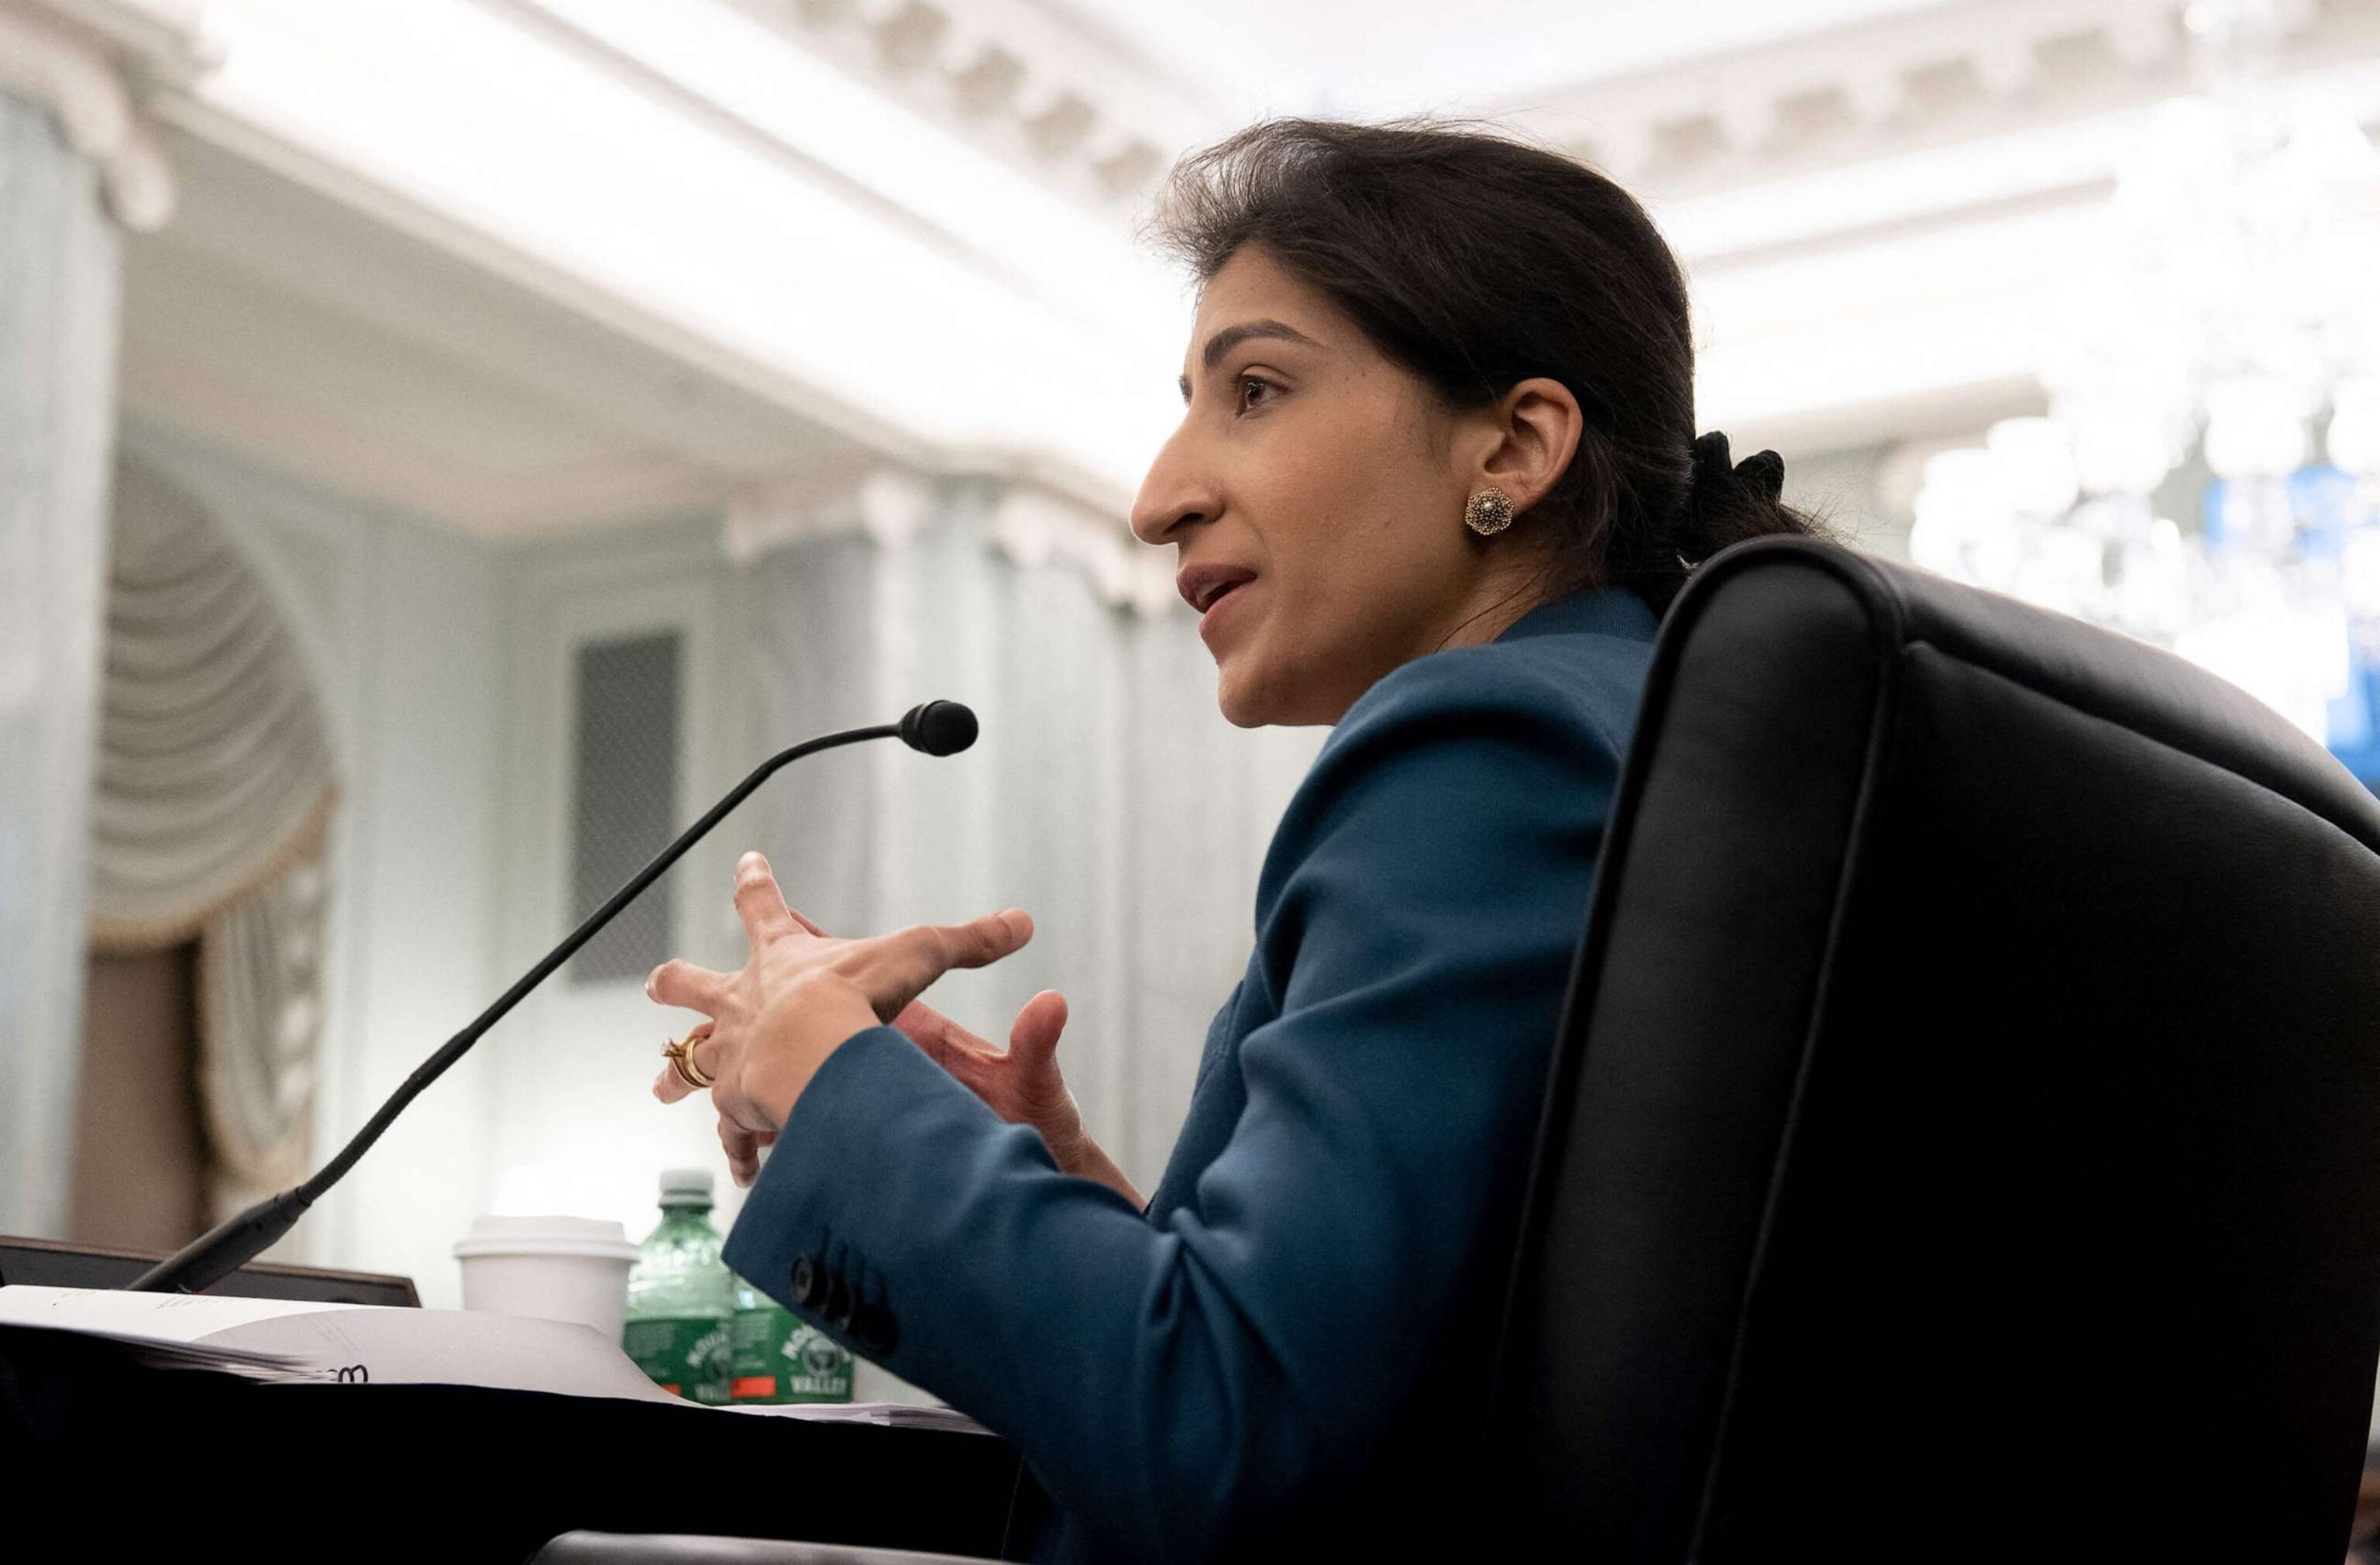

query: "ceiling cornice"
(0, 0), (208, 227)
(706, 0), (2380, 231)
(1504, 0), (2379, 205)
(145, 0), (1184, 518)
(716, 0), (1221, 214)
(15, 0), (208, 78)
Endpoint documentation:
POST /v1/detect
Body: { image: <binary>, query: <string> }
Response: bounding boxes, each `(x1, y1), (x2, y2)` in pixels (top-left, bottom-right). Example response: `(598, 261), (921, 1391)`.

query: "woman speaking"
(643, 119), (1818, 1561)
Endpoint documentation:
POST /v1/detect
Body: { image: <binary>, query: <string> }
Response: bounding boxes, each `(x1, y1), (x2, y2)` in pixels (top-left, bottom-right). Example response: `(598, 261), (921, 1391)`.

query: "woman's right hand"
(776, 904), (1144, 1208)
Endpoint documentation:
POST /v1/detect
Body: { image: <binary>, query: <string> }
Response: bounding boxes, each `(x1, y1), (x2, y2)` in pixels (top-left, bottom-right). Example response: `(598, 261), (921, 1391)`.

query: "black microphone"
(899, 699), (976, 756)
(127, 702), (979, 1294)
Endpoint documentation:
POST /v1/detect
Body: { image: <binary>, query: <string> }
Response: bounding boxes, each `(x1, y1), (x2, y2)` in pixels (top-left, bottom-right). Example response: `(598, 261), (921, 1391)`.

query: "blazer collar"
(1492, 586), (1659, 645)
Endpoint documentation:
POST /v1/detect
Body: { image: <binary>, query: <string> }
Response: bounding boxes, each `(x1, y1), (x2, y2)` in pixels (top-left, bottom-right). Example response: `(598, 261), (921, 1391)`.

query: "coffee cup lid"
(452, 1214), (639, 1261)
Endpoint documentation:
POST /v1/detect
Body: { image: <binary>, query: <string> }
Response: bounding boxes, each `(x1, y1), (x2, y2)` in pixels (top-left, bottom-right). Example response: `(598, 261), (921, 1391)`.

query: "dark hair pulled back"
(1149, 119), (1825, 614)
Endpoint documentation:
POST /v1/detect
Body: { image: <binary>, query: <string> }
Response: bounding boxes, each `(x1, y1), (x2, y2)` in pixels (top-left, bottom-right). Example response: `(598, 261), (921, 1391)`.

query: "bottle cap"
(659, 1168), (714, 1204)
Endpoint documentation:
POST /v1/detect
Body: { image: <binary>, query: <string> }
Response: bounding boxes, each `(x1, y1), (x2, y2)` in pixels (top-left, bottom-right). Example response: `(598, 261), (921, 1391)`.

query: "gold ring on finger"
(662, 1032), (715, 1091)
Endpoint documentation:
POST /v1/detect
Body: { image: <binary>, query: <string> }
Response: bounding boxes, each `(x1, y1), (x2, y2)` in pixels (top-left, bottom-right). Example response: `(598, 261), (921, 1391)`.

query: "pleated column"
(0, 83), (123, 1235)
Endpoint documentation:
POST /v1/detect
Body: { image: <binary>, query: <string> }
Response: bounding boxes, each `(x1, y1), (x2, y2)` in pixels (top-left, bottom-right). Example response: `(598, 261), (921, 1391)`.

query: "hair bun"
(1690, 430), (1786, 512)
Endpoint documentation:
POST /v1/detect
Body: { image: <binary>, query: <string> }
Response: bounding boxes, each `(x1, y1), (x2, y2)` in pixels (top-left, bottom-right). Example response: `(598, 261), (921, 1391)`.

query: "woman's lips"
(1199, 577), (1251, 639)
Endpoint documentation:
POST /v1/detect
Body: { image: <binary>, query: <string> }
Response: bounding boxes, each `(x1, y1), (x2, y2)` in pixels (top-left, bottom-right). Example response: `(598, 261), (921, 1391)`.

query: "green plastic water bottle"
(622, 1168), (734, 1405)
(731, 1271), (855, 1404)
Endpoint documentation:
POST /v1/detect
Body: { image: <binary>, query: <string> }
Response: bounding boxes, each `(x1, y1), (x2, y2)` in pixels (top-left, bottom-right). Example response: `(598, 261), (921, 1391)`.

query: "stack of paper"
(0, 1285), (676, 1401)
(733, 1401), (991, 1434)
(0, 1285), (992, 1433)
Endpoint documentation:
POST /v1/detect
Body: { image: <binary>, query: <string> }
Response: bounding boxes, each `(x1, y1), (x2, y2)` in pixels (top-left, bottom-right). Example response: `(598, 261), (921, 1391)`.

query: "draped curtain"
(86, 456), (338, 1220)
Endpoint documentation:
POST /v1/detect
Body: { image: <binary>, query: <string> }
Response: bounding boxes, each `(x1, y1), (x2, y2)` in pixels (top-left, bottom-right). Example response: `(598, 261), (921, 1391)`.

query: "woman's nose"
(1130, 431), (1219, 545)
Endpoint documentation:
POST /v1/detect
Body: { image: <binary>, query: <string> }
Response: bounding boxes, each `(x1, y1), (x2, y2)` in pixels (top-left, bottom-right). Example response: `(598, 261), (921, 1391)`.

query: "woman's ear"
(1475, 377), (1584, 513)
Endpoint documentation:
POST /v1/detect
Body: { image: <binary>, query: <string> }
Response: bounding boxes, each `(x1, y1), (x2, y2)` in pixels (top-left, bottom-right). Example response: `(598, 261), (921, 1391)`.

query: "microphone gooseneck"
(127, 702), (979, 1294)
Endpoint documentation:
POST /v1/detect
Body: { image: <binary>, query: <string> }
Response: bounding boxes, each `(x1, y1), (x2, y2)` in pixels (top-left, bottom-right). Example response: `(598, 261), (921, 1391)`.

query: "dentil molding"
(1506, 0), (2380, 200)
(693, 0), (2380, 224)
(719, 0), (1217, 214)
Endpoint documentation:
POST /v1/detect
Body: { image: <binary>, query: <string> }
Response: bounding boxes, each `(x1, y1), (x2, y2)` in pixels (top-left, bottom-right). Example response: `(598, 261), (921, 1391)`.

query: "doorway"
(67, 942), (208, 1250)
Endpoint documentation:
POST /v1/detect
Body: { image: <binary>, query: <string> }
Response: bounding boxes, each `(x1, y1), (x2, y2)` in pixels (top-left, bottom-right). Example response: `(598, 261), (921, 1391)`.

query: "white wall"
(123, 422), (507, 1305)
(480, 513), (767, 1255)
(474, 489), (1324, 1269)
(119, 429), (1320, 1335)
(135, 424), (788, 1308)
(1782, 442), (1908, 562)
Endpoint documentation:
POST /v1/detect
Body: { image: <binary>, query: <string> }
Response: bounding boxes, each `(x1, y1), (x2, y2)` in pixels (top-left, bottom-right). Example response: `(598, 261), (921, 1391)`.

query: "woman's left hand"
(647, 851), (1034, 1179)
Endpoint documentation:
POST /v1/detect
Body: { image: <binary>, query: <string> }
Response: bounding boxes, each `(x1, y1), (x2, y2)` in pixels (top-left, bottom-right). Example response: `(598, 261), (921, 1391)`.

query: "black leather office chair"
(1489, 535), (2380, 1560)
(541, 537), (2380, 1562)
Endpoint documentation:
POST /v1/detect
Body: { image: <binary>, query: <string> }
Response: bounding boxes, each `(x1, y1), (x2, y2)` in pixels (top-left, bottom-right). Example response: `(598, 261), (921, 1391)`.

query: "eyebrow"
(1179, 318), (1322, 401)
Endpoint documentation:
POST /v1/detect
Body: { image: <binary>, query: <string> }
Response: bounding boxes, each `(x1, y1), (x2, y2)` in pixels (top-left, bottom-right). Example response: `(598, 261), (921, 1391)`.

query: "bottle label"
(731, 1305), (855, 1404)
(624, 1315), (733, 1405)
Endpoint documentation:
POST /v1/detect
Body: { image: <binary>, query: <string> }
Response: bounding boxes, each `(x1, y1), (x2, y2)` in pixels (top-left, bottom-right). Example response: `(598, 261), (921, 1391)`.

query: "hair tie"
(1690, 430), (1786, 514)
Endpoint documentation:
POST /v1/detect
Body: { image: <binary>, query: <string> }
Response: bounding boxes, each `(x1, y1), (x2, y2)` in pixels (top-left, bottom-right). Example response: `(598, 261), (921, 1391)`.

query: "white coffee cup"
(453, 1216), (640, 1339)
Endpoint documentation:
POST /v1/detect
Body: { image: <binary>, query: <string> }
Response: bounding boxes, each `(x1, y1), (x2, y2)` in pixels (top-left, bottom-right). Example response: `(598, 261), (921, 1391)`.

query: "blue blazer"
(724, 586), (1659, 1561)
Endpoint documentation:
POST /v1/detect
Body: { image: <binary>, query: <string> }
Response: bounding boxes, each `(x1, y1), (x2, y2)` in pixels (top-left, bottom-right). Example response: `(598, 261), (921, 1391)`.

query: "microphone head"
(899, 700), (978, 756)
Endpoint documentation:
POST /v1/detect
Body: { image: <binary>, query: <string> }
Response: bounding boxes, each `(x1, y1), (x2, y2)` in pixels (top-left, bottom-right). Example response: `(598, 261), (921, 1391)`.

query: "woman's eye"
(1236, 374), (1277, 413)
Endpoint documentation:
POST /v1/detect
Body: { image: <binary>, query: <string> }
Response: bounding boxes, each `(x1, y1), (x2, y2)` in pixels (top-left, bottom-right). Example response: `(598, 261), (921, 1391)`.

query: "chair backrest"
(1488, 538), (2380, 1560)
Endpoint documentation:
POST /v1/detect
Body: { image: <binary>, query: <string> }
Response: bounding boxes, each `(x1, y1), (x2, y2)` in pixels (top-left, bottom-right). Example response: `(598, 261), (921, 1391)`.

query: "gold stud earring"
(1464, 487), (1516, 537)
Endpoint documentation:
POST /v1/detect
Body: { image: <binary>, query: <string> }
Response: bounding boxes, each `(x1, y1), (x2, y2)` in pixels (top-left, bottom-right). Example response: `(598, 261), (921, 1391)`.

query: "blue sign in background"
(2200, 466), (2380, 788)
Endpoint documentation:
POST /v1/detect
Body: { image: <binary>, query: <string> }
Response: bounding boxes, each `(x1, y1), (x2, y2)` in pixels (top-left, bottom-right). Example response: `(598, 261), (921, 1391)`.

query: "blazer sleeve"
(722, 650), (1622, 1561)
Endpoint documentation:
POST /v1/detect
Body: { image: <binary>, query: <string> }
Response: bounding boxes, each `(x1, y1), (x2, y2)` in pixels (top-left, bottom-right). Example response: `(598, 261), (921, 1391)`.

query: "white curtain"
(734, 478), (1322, 1190)
(86, 456), (338, 1218)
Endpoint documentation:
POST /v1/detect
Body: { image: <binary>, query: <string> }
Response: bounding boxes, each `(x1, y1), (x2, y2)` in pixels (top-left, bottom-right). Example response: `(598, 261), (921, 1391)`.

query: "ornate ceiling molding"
(719, 0), (1219, 214)
(0, 1), (208, 229)
(695, 0), (2380, 274)
(706, 0), (2380, 232)
(1506, 0), (2379, 208)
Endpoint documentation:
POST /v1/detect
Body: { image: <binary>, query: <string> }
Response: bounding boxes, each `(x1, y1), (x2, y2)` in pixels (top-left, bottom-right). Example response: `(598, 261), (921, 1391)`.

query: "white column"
(0, 83), (119, 1235)
(0, 3), (182, 1235)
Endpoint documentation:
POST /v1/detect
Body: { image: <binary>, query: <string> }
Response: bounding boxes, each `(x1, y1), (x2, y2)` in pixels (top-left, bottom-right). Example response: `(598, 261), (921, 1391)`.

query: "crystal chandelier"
(1908, 0), (2380, 755)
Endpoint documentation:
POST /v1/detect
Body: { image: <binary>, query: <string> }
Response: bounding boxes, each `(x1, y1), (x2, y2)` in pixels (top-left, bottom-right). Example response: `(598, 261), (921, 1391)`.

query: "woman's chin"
(1213, 662), (1271, 728)
(1214, 655), (1306, 729)
(1215, 680), (1262, 728)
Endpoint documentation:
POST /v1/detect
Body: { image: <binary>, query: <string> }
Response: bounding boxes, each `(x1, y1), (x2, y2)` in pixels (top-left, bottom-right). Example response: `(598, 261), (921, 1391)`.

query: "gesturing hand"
(646, 851), (1034, 1175)
(896, 989), (1144, 1208)
(894, 990), (1082, 1158)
